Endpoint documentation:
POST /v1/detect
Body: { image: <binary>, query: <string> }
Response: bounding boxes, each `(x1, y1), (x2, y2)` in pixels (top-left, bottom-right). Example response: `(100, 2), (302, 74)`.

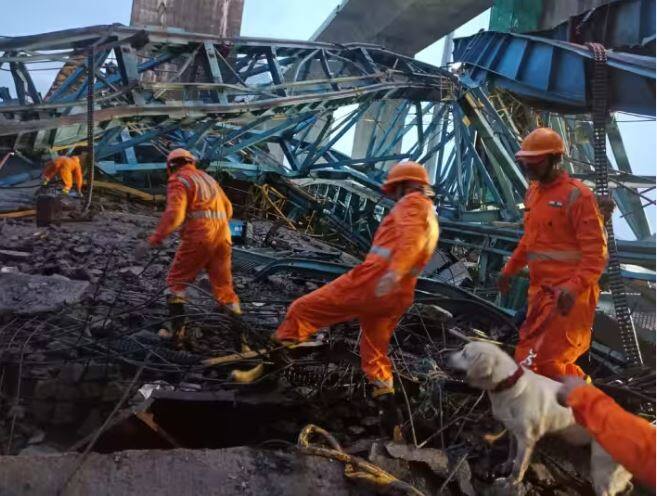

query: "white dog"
(448, 341), (632, 495)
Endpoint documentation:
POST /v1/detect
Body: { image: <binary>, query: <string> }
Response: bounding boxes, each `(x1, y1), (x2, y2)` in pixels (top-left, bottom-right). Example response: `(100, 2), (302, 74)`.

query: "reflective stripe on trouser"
(369, 245), (392, 260)
(371, 378), (394, 390)
(370, 245), (423, 277)
(275, 263), (412, 383)
(167, 234), (238, 305)
(514, 285), (596, 379)
(187, 210), (227, 221)
(526, 250), (582, 262)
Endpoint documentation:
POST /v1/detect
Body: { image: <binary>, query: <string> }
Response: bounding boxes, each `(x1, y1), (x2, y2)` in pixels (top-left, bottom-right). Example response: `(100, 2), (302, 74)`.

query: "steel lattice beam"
(0, 24), (529, 223)
(0, 24), (653, 271)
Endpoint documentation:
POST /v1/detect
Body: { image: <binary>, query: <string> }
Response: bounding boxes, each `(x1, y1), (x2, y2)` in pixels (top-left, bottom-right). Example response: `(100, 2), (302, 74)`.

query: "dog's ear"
(466, 352), (495, 383)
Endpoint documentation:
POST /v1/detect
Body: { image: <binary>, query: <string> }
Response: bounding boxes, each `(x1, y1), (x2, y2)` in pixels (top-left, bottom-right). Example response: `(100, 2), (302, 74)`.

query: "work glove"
(374, 270), (400, 297)
(134, 240), (152, 261)
(497, 273), (511, 294)
(596, 194), (615, 223)
(555, 286), (575, 316)
(556, 375), (587, 407)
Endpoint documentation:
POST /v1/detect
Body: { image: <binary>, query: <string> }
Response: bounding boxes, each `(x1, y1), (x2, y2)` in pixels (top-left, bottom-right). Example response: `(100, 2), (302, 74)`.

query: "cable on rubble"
(297, 424), (426, 496)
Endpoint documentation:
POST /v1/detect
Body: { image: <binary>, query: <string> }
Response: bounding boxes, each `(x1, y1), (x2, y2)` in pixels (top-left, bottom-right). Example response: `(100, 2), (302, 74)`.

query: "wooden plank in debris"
(93, 180), (165, 203)
(0, 209), (36, 218)
(134, 411), (182, 448)
(201, 349), (267, 367)
(201, 342), (324, 367)
(0, 249), (30, 260)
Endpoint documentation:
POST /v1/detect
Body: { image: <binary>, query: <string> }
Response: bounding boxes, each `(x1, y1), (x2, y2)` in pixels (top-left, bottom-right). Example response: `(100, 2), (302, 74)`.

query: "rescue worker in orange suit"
(137, 148), (240, 345)
(42, 155), (83, 195)
(557, 376), (656, 488)
(498, 127), (607, 380)
(274, 161), (439, 432)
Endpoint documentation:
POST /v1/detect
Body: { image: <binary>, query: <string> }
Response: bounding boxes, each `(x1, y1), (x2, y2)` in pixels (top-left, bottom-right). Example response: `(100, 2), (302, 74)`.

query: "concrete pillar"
(351, 99), (406, 172)
(425, 32), (454, 182)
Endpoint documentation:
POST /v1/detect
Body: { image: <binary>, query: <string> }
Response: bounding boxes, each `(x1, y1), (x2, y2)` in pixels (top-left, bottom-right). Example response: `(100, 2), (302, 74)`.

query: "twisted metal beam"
(0, 24), (529, 222)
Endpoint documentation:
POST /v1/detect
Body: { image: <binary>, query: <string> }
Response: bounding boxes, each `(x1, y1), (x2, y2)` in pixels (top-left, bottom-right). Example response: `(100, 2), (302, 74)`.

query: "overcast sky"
(1, 0), (653, 239)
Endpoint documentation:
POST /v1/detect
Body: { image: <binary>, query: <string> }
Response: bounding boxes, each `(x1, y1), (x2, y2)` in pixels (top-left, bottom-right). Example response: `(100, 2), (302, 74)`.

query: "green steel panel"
(489, 0), (543, 33)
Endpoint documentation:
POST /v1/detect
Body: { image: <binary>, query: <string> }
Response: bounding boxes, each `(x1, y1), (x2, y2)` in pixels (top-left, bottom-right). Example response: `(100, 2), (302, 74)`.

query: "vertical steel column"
(587, 43), (643, 367)
(83, 47), (95, 213)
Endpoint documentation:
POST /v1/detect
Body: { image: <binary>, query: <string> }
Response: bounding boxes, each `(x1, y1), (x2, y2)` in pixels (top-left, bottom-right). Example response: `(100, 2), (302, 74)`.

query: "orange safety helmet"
(381, 161), (430, 193)
(515, 127), (565, 158)
(166, 148), (196, 174)
(167, 148), (196, 165)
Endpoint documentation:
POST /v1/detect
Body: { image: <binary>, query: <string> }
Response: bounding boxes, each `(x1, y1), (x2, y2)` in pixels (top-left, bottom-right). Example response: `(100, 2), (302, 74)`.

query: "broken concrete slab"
(0, 447), (370, 496)
(0, 271), (89, 315)
(384, 442), (475, 496)
(384, 442), (450, 476)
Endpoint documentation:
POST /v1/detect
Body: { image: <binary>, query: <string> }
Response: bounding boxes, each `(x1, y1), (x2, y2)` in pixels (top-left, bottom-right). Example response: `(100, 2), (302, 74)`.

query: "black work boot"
(373, 388), (405, 442)
(267, 334), (295, 368)
(167, 295), (187, 349)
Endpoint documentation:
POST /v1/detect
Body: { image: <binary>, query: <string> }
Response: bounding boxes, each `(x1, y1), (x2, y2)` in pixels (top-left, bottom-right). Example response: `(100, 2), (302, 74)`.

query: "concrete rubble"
(0, 447), (369, 496)
(0, 272), (90, 315)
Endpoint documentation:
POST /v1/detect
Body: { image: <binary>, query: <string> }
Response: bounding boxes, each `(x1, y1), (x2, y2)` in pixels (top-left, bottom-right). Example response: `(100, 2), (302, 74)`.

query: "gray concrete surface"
(0, 272), (90, 315)
(0, 447), (371, 496)
(313, 0), (492, 56)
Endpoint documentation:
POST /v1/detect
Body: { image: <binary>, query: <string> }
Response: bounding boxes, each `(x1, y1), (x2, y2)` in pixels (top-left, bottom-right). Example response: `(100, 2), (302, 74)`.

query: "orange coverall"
(275, 191), (439, 386)
(503, 171), (607, 379)
(148, 164), (239, 305)
(567, 384), (656, 487)
(43, 156), (83, 193)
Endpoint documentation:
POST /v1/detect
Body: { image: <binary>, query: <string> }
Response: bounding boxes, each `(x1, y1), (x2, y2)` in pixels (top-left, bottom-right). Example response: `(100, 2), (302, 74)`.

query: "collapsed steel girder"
(0, 24), (654, 260)
(0, 24), (532, 223)
(453, 30), (656, 116)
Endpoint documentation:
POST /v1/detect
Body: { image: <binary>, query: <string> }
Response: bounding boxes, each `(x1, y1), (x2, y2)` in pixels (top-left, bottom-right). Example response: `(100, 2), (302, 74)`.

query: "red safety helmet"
(381, 161), (430, 193)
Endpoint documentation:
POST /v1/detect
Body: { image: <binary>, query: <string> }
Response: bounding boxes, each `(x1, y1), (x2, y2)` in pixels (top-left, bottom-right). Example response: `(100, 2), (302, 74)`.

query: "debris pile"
(0, 206), (652, 495)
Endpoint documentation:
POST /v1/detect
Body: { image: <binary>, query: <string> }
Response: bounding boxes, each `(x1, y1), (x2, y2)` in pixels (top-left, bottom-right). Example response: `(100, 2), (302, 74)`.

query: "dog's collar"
(491, 366), (524, 393)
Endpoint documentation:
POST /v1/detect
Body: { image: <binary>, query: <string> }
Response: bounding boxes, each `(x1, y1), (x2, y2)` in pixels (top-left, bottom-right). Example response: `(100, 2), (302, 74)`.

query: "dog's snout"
(447, 350), (462, 369)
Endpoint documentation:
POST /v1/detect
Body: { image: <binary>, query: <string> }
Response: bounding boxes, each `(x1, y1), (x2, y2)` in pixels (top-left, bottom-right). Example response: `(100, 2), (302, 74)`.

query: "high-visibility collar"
(369, 244), (392, 260)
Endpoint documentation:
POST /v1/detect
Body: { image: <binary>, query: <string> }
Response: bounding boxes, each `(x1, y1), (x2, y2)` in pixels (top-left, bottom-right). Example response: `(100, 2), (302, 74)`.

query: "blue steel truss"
(0, 24), (531, 223)
(0, 24), (654, 256)
(453, 30), (656, 241)
(453, 30), (656, 116)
